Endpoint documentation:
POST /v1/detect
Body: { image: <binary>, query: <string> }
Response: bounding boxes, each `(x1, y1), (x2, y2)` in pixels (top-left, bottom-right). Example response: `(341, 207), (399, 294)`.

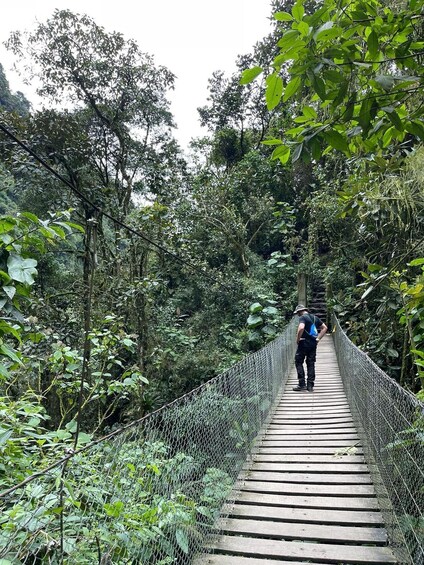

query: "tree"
(198, 54), (273, 165)
(0, 63), (30, 115)
(5, 9), (176, 218)
(2, 10), (182, 398)
(242, 0), (424, 166)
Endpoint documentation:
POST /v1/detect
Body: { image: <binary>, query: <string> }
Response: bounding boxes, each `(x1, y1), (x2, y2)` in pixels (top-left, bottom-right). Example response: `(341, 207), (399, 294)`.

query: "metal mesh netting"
(333, 316), (424, 565)
(0, 318), (296, 564)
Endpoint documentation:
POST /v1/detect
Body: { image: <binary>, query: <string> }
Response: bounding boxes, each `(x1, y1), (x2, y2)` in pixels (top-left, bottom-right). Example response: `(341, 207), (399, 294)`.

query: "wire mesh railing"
(333, 316), (424, 565)
(0, 318), (296, 564)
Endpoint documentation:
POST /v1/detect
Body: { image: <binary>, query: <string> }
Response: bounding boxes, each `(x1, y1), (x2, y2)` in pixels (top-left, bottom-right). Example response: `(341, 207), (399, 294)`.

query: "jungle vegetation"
(0, 0), (423, 562)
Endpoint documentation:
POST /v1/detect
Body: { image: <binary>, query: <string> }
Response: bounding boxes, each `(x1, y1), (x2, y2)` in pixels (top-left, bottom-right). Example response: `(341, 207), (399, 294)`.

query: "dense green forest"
(0, 0), (423, 562)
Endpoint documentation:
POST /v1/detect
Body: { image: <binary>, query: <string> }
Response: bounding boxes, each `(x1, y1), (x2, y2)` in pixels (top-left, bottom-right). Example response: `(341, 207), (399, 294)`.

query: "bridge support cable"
(0, 320), (296, 564)
(334, 316), (424, 565)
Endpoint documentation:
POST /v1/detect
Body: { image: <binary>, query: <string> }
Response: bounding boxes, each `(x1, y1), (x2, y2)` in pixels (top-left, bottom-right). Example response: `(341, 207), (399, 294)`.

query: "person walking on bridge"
(292, 304), (327, 392)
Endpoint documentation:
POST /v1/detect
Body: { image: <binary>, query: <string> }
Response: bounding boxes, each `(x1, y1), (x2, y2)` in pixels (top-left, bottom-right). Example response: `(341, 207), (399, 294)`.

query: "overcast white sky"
(0, 1), (273, 149)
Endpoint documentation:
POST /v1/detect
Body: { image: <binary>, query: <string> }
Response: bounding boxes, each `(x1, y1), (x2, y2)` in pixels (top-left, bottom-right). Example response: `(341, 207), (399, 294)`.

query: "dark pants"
(295, 340), (317, 386)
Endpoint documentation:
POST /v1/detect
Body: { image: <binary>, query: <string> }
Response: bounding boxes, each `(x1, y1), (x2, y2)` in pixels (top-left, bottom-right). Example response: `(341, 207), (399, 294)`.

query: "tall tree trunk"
(74, 208), (97, 440)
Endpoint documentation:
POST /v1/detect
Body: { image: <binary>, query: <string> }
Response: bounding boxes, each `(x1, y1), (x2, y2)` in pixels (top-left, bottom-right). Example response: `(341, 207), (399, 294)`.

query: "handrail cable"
(0, 376), (211, 499)
(0, 318), (297, 500)
(333, 315), (423, 565)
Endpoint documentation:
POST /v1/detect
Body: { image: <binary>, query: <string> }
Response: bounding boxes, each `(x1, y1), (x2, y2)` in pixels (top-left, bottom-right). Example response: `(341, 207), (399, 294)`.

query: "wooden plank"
(253, 454), (365, 463)
(261, 439), (361, 447)
(286, 386), (346, 390)
(273, 410), (352, 417)
(277, 404), (349, 409)
(228, 504), (383, 525)
(271, 406), (350, 412)
(256, 447), (363, 454)
(277, 417), (352, 421)
(264, 428), (358, 435)
(241, 480), (375, 495)
(218, 518), (388, 544)
(262, 435), (359, 442)
(270, 417), (354, 424)
(235, 491), (380, 510)
(207, 535), (397, 563)
(268, 422), (354, 429)
(248, 462), (370, 474)
(273, 412), (353, 418)
(278, 396), (347, 399)
(284, 393), (347, 398)
(278, 408), (351, 412)
(273, 411), (352, 417)
(193, 555), (322, 565)
(245, 471), (372, 484)
(274, 414), (352, 418)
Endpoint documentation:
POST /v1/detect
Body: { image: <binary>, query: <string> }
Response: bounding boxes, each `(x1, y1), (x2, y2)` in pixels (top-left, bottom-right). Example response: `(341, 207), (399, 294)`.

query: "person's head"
(293, 304), (308, 317)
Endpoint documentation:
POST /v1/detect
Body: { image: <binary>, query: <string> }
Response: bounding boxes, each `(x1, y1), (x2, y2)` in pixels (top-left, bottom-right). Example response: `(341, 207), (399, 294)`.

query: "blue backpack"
(305, 314), (318, 338)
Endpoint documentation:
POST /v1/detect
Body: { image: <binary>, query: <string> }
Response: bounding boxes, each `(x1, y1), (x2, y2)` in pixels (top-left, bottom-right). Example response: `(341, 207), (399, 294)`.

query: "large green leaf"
(0, 320), (21, 341)
(309, 137), (322, 160)
(176, 529), (189, 554)
(385, 109), (404, 131)
(367, 30), (379, 58)
(262, 138), (284, 146)
(312, 75), (326, 100)
(278, 148), (291, 164)
(409, 258), (424, 267)
(323, 129), (349, 152)
(274, 11), (294, 21)
(292, 143), (304, 162)
(271, 145), (291, 162)
(358, 97), (373, 132)
(2, 286), (16, 300)
(405, 120), (424, 139)
(313, 21), (334, 41)
(374, 75), (394, 91)
(240, 66), (263, 85)
(20, 212), (39, 223)
(262, 306), (278, 315)
(292, 3), (305, 21)
(283, 76), (302, 101)
(265, 73), (283, 110)
(0, 343), (22, 365)
(249, 302), (263, 313)
(0, 363), (10, 379)
(277, 30), (300, 50)
(0, 218), (16, 234)
(7, 254), (38, 285)
(247, 314), (264, 328)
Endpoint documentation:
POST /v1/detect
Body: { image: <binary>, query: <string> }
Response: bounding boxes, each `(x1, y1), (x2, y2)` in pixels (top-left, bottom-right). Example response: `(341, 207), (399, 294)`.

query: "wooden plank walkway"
(195, 335), (398, 565)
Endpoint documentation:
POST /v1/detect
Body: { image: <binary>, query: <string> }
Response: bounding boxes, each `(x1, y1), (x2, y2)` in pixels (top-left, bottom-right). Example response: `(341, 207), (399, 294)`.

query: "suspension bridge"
(195, 334), (398, 564)
(0, 317), (423, 564)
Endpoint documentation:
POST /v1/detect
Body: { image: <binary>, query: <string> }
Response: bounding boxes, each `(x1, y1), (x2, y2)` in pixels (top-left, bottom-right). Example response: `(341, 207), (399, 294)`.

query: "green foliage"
(0, 393), (53, 488)
(245, 0), (424, 165)
(35, 313), (149, 429)
(247, 295), (282, 344)
(0, 437), (234, 564)
(0, 211), (83, 379)
(396, 260), (424, 389)
(384, 407), (424, 555)
(0, 63), (30, 116)
(0, 164), (17, 216)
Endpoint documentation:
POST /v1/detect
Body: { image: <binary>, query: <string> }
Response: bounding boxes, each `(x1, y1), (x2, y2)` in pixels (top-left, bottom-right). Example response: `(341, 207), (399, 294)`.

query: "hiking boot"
(307, 383), (314, 392)
(292, 384), (306, 391)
